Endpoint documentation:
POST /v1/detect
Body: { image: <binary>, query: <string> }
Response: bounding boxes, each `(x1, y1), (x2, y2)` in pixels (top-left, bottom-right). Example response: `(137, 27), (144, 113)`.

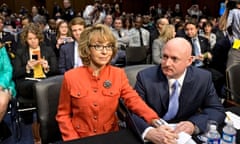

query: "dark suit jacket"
(1, 31), (17, 56)
(13, 43), (58, 79)
(186, 35), (211, 56)
(185, 35), (211, 66)
(58, 42), (75, 74)
(132, 65), (225, 134)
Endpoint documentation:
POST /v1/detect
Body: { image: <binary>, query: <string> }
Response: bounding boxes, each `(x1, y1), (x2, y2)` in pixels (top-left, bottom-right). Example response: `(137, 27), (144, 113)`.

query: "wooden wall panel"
(1, 0), (222, 18)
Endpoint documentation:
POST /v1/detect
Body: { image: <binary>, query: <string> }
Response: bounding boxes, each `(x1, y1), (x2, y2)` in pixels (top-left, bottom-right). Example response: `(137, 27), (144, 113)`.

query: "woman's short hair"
(20, 23), (44, 46)
(79, 24), (118, 66)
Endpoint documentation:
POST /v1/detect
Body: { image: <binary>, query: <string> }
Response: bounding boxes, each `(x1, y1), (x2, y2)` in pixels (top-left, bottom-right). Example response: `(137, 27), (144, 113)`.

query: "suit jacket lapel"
(157, 68), (169, 114)
(177, 67), (194, 117)
(70, 42), (75, 67)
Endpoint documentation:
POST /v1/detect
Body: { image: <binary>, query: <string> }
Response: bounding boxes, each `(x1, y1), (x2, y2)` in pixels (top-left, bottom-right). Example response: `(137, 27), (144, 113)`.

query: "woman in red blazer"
(56, 24), (160, 141)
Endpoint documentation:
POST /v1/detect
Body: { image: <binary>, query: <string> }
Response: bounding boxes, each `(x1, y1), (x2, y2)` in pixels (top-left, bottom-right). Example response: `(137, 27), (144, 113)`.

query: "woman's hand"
(145, 125), (178, 144)
(26, 59), (40, 70)
(40, 58), (49, 69)
(40, 58), (50, 73)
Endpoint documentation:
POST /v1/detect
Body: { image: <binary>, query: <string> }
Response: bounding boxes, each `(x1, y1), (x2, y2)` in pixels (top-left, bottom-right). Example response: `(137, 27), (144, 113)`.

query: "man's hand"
(193, 54), (204, 61)
(145, 125), (178, 144)
(174, 121), (195, 135)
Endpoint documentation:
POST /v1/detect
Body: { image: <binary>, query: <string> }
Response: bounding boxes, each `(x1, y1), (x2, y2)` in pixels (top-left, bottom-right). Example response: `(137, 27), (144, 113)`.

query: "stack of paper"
(225, 111), (240, 130)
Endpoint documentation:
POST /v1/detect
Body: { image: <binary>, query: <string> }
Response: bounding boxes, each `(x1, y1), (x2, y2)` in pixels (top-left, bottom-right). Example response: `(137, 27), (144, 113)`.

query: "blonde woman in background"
(152, 24), (175, 64)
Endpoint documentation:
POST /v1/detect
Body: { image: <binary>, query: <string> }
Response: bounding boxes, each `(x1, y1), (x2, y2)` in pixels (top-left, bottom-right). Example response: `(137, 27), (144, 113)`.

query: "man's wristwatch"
(152, 119), (168, 127)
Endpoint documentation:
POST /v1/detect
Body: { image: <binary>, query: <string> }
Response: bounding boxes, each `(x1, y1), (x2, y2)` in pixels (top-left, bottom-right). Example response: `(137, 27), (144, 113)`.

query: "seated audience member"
(127, 16), (150, 65)
(184, 20), (212, 67)
(152, 24), (175, 65)
(13, 23), (58, 100)
(132, 38), (225, 144)
(111, 17), (129, 66)
(200, 21), (217, 49)
(56, 24), (163, 141)
(184, 20), (224, 97)
(13, 23), (58, 143)
(0, 44), (16, 122)
(0, 16), (17, 60)
(55, 20), (73, 50)
(58, 17), (85, 74)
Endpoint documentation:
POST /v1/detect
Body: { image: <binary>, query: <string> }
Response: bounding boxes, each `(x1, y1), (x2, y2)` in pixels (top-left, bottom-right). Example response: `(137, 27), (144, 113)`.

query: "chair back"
(126, 46), (147, 64)
(34, 75), (63, 144)
(124, 64), (154, 87)
(226, 64), (240, 103)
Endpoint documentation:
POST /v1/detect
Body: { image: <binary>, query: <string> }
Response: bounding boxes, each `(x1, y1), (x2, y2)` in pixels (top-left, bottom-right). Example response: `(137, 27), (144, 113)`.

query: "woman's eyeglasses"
(89, 44), (114, 51)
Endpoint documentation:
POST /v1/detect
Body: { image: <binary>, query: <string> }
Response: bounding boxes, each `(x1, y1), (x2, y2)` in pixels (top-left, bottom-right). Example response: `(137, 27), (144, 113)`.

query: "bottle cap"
(210, 124), (217, 130)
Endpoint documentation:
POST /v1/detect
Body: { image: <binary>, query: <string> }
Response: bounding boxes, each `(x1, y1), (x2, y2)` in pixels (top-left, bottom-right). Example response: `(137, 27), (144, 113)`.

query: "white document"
(25, 77), (42, 81)
(177, 132), (196, 144)
(225, 111), (240, 130)
(157, 119), (196, 144)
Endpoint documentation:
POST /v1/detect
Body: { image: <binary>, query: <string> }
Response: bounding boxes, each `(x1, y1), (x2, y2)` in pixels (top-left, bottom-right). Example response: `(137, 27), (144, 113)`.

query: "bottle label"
(207, 138), (220, 144)
(222, 132), (235, 143)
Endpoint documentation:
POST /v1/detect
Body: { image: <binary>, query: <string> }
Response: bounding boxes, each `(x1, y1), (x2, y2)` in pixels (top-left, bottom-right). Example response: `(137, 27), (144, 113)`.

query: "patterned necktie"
(192, 38), (203, 67)
(163, 80), (179, 120)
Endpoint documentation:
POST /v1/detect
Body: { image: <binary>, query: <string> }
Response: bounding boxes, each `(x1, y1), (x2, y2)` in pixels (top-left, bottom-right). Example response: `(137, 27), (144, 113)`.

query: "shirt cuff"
(142, 126), (154, 142)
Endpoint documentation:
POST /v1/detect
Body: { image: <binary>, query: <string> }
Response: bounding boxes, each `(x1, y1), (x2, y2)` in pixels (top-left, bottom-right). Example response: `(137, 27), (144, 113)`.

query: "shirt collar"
(168, 69), (187, 88)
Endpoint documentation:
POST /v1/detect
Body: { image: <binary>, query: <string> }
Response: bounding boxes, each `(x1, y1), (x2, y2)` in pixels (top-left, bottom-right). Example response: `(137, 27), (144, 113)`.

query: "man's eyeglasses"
(89, 44), (114, 51)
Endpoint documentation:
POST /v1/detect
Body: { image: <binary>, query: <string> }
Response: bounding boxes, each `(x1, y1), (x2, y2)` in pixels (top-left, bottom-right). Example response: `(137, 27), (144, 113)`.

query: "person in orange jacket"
(56, 24), (178, 142)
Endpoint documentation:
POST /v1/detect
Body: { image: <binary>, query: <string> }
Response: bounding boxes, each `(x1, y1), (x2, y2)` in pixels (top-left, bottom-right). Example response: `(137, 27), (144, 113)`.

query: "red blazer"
(56, 65), (159, 141)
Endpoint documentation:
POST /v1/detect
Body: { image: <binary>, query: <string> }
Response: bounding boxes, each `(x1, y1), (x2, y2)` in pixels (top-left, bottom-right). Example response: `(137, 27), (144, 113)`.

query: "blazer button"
(77, 92), (80, 96)
(76, 125), (80, 129)
(93, 116), (97, 120)
(93, 103), (98, 107)
(93, 129), (97, 133)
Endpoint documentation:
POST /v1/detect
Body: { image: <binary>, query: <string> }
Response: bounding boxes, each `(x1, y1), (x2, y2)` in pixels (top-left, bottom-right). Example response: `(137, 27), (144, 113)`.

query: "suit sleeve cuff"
(142, 126), (154, 142)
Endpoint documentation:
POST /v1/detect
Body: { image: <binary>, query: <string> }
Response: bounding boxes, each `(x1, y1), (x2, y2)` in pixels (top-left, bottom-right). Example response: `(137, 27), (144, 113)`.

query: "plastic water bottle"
(221, 120), (236, 144)
(206, 124), (221, 144)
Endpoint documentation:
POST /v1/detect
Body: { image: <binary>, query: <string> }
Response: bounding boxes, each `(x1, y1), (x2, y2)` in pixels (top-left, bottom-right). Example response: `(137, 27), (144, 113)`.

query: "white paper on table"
(225, 111), (240, 130)
(177, 132), (196, 144)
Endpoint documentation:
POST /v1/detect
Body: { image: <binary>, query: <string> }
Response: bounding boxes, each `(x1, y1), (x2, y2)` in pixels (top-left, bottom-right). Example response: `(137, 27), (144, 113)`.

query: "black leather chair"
(225, 63), (240, 107)
(33, 65), (154, 144)
(125, 46), (147, 65)
(124, 64), (154, 87)
(34, 75), (63, 144)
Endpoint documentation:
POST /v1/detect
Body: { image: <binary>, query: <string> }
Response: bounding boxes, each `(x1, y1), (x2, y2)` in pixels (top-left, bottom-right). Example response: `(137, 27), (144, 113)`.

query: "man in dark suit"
(58, 17), (85, 74)
(0, 16), (17, 60)
(62, 0), (75, 22)
(132, 37), (225, 144)
(184, 20), (212, 67)
(184, 20), (225, 98)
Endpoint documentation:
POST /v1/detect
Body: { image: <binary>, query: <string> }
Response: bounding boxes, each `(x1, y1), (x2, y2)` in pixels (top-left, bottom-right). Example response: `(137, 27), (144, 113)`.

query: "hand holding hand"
(145, 125), (178, 144)
(174, 121), (195, 135)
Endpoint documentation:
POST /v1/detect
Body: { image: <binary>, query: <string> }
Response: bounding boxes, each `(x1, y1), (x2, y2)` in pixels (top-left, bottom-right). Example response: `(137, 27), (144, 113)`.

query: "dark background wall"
(1, 0), (223, 18)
